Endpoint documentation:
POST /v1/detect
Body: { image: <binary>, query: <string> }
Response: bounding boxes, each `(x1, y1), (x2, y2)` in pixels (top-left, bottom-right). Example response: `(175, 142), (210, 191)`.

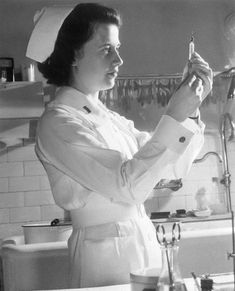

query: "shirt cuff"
(151, 115), (195, 154)
(182, 116), (205, 133)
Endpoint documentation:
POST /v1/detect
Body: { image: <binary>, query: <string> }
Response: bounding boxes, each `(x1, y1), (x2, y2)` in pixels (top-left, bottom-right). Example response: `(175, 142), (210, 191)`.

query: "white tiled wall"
(144, 132), (235, 216)
(0, 132), (234, 240)
(0, 142), (64, 240)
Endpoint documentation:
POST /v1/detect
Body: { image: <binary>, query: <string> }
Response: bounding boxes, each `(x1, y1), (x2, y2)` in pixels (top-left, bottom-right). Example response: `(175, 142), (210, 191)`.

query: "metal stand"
(220, 113), (235, 289)
(227, 211), (235, 291)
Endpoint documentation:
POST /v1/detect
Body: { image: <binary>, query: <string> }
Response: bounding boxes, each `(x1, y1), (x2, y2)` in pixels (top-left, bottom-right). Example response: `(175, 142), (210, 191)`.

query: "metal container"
(22, 221), (72, 244)
(130, 267), (160, 291)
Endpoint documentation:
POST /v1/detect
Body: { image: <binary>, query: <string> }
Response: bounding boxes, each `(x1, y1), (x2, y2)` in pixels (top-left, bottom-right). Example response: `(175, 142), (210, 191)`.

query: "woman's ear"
(72, 54), (78, 67)
(72, 48), (83, 69)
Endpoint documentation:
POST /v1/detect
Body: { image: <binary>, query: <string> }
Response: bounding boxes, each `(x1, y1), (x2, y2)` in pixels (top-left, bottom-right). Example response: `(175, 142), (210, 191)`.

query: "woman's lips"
(107, 71), (118, 78)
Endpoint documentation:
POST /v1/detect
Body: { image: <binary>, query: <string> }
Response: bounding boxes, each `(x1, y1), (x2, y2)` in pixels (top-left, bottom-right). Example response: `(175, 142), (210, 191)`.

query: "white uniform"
(35, 86), (204, 288)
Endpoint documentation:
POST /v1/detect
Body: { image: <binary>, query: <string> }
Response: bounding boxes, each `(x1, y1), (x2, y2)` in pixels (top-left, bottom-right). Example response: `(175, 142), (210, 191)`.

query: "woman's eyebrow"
(99, 42), (121, 48)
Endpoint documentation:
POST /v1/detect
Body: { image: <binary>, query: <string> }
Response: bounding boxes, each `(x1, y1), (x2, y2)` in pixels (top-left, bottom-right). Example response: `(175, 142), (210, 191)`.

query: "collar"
(54, 86), (101, 114)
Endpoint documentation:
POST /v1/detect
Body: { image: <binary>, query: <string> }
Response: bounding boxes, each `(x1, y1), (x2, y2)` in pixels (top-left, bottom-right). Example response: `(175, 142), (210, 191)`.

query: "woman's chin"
(101, 79), (116, 91)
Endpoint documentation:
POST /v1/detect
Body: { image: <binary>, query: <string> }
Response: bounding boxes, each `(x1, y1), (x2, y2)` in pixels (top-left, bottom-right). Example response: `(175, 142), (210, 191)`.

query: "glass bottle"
(0, 70), (7, 83)
(156, 243), (186, 291)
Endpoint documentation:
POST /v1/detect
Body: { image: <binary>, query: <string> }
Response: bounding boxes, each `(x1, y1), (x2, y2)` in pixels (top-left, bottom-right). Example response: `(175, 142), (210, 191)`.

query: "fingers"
(195, 68), (213, 91)
(189, 52), (211, 75)
(170, 52), (213, 122)
(189, 75), (204, 99)
(188, 52), (213, 98)
(166, 73), (204, 122)
(186, 52), (211, 80)
(190, 66), (212, 87)
(190, 52), (209, 67)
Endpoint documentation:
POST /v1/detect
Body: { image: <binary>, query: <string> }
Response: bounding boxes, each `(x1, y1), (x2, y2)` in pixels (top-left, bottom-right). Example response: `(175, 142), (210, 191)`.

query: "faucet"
(193, 149), (232, 211)
(193, 151), (223, 164)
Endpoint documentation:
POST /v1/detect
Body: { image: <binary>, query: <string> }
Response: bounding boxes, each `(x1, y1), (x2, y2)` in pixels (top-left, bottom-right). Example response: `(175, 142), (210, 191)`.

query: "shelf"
(0, 81), (44, 119)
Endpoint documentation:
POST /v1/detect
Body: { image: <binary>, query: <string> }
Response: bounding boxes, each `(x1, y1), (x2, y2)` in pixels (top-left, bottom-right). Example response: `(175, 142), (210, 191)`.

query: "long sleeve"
(36, 103), (204, 207)
(110, 111), (204, 180)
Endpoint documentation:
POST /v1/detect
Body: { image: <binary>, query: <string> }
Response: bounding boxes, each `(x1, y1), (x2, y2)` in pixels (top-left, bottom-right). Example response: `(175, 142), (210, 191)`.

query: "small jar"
(201, 278), (213, 291)
(130, 267), (160, 291)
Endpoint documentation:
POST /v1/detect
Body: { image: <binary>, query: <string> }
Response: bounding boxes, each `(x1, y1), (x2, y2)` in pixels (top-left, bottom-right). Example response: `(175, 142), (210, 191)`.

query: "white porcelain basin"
(22, 221), (72, 244)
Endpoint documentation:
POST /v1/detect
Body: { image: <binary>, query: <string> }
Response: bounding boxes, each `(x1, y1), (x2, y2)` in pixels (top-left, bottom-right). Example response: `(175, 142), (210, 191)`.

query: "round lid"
(22, 222), (52, 227)
(130, 268), (160, 284)
(22, 219), (72, 228)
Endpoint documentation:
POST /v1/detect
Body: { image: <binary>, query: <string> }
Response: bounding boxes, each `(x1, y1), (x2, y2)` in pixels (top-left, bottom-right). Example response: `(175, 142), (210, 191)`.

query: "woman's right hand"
(165, 53), (213, 122)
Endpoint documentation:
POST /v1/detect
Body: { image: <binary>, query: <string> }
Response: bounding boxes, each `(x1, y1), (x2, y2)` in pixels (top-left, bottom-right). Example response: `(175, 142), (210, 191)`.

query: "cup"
(130, 267), (160, 291)
(27, 64), (35, 82)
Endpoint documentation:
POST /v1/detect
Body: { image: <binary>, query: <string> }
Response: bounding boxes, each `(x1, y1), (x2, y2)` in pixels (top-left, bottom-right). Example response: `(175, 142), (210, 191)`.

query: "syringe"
(189, 35), (194, 60)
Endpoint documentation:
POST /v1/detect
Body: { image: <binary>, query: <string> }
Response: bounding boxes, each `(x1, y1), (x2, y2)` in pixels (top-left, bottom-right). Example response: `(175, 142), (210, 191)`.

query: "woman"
(35, 3), (213, 288)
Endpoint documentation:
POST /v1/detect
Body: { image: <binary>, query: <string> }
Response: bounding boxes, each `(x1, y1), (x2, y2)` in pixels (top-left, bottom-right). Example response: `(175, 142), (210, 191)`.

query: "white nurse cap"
(26, 6), (73, 63)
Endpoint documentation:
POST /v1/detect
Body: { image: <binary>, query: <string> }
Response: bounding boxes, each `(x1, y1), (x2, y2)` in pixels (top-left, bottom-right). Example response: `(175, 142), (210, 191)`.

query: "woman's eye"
(103, 47), (111, 54)
(102, 46), (120, 55)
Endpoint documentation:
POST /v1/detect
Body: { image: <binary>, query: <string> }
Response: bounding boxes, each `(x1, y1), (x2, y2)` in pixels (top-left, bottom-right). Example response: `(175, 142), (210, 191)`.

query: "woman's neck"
(70, 82), (99, 102)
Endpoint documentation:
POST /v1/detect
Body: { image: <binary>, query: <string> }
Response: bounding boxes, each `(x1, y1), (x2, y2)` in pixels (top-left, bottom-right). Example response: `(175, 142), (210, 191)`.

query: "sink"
(22, 221), (72, 244)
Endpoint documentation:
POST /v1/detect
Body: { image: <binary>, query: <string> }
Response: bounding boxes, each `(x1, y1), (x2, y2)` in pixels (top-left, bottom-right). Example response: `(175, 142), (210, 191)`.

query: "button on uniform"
(179, 136), (186, 143)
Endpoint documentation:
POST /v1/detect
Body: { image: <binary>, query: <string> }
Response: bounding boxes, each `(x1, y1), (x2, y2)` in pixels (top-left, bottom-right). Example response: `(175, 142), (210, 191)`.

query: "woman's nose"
(113, 51), (123, 67)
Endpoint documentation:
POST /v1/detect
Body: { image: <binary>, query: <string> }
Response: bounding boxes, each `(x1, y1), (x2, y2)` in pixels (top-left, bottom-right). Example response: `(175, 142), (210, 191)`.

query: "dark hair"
(38, 3), (121, 86)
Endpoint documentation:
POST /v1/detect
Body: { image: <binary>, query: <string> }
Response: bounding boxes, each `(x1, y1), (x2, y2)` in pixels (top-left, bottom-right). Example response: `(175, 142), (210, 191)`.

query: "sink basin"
(22, 221), (72, 244)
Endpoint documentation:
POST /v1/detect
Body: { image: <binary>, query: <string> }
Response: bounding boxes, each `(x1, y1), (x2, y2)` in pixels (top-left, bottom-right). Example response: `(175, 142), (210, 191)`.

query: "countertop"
(35, 274), (235, 290)
(35, 279), (196, 291)
(36, 285), (130, 291)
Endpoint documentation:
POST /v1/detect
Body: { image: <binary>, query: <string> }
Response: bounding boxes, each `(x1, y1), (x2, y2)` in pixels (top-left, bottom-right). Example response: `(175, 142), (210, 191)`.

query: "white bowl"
(22, 221), (72, 244)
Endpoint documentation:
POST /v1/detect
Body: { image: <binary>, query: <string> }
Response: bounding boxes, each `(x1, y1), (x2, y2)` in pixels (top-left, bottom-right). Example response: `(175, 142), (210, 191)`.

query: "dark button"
(83, 106), (91, 113)
(179, 136), (186, 143)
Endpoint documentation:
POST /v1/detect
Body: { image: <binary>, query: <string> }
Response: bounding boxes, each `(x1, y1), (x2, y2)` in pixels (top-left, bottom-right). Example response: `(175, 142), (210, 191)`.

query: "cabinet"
(0, 81), (44, 146)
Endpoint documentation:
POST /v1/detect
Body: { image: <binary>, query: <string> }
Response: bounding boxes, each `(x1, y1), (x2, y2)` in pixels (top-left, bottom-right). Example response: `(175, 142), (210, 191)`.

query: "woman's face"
(72, 23), (123, 95)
